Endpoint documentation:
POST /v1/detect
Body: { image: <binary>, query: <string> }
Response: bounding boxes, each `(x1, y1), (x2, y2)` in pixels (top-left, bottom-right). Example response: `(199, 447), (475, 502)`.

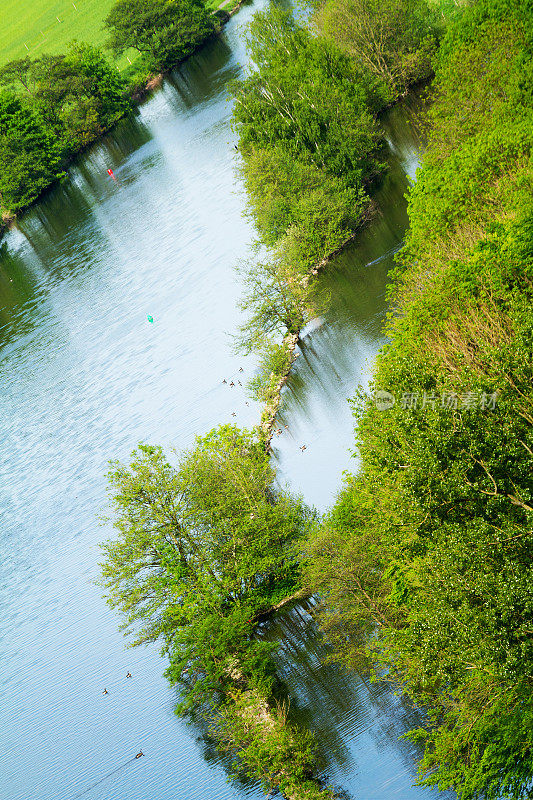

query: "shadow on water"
(269, 91), (427, 508)
(258, 600), (454, 800)
(166, 34), (237, 111)
(18, 116), (154, 245)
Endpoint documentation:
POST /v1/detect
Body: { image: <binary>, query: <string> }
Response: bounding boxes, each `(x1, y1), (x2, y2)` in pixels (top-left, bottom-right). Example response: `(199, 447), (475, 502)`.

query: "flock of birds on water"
(101, 673), (144, 760)
(145, 318), (307, 450)
(222, 367), (308, 451)
(94, 367), (306, 766)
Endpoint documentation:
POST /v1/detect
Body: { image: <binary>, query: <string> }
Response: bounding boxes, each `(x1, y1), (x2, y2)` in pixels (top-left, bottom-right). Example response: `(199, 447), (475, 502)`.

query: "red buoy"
(107, 168), (116, 180)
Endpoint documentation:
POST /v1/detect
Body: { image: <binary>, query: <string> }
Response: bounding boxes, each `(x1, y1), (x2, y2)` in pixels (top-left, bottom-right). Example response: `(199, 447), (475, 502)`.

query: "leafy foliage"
(233, 8), (385, 194)
(104, 0), (215, 72)
(211, 690), (335, 798)
(232, 7), (392, 397)
(315, 0), (442, 100)
(0, 91), (63, 213)
(304, 0), (533, 796)
(231, 1), (437, 424)
(100, 428), (315, 710)
(0, 43), (130, 214)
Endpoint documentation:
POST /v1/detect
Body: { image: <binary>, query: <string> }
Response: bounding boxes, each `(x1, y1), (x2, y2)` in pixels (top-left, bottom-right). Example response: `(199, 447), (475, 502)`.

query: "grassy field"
(0, 0), (119, 66)
(0, 0), (235, 70)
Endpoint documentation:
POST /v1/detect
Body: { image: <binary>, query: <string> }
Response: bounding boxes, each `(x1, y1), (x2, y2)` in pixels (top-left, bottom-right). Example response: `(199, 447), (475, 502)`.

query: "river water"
(0, 5), (450, 800)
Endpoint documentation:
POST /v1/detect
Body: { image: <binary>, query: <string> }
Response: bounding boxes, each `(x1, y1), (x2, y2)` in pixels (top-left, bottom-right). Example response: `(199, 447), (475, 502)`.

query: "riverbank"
(214, 4), (439, 783)
(212, 685), (337, 800)
(161, 85), (420, 795)
(303, 0), (533, 795)
(0, 1), (245, 232)
(259, 214), (375, 447)
(230, 3), (439, 449)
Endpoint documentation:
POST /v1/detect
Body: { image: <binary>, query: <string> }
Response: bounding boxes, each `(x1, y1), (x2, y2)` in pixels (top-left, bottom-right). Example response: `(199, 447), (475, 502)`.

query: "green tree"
(0, 91), (62, 214)
(315, 0), (441, 98)
(104, 0), (215, 72)
(233, 8), (384, 189)
(0, 58), (38, 97)
(238, 143), (369, 252)
(0, 45), (130, 151)
(100, 427), (314, 710)
(66, 42), (132, 133)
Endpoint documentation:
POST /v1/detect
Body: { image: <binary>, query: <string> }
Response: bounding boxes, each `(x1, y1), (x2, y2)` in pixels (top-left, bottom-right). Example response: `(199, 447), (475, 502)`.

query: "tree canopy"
(304, 0), (533, 796)
(100, 427), (314, 710)
(0, 92), (63, 214)
(104, 0), (215, 72)
(233, 8), (385, 189)
(315, 0), (441, 99)
(0, 44), (130, 214)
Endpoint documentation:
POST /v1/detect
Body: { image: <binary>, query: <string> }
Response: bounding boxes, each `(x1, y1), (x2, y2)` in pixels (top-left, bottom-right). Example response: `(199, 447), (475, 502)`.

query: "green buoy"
(147, 315), (154, 323)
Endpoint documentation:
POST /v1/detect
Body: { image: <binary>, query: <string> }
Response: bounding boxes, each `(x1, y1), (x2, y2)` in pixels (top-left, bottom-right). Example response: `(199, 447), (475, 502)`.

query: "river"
(0, 4), (451, 800)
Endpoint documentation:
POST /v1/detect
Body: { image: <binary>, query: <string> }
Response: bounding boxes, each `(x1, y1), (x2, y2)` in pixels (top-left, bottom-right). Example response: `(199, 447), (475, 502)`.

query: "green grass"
(0, 0), (120, 65)
(206, 0), (240, 11)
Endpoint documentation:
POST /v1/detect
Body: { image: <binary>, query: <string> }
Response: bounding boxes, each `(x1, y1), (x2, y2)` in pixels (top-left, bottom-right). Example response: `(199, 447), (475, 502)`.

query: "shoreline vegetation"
(5, 0), (525, 793)
(259, 219), (370, 447)
(99, 0), (448, 797)
(304, 1), (533, 798)
(0, 0), (244, 237)
(230, 1), (439, 447)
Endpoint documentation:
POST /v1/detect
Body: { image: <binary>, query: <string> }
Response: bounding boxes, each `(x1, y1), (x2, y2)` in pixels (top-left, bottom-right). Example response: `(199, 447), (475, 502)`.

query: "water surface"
(271, 94), (425, 507)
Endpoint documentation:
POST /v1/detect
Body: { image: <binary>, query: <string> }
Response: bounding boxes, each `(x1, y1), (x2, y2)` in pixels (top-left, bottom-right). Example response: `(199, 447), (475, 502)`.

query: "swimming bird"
(126, 672), (132, 678)
(102, 688), (109, 695)
(135, 751), (144, 759)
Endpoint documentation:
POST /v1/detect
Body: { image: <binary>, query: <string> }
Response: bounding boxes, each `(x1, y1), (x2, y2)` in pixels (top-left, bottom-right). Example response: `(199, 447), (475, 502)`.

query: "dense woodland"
(93, 0), (533, 796)
(305, 0), (533, 797)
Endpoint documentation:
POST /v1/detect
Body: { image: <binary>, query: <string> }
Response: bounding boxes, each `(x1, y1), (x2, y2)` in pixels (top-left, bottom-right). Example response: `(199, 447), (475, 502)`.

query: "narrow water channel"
(0, 5), (449, 800)
(270, 94), (424, 507)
